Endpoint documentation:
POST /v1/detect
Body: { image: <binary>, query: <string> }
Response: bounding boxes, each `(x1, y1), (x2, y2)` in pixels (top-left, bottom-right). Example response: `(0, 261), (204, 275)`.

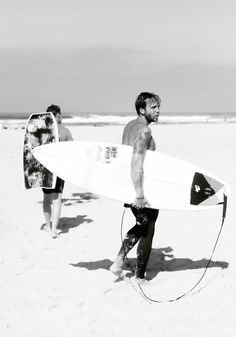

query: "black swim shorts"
(42, 177), (65, 194)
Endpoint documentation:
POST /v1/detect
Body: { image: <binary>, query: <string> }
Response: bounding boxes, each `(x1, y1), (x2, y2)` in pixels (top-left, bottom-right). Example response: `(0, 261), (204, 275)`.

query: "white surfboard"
(33, 141), (229, 211)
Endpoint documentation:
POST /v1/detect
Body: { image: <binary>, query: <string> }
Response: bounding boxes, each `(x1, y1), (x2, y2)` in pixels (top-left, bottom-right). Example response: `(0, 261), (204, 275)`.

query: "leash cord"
(120, 196), (227, 303)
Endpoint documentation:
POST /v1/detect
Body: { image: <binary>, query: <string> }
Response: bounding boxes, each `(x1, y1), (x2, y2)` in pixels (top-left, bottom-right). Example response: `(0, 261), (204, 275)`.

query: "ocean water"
(0, 111), (236, 129)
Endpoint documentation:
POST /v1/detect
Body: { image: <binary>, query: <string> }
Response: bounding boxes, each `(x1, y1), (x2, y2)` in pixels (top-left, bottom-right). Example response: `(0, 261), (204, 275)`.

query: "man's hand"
(132, 196), (150, 209)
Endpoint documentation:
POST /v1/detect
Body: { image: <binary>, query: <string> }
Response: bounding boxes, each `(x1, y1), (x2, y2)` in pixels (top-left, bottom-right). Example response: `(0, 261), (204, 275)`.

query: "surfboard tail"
(190, 172), (230, 207)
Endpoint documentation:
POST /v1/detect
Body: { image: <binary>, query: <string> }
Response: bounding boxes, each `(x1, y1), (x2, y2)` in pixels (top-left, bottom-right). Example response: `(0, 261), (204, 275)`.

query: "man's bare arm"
(131, 127), (151, 204)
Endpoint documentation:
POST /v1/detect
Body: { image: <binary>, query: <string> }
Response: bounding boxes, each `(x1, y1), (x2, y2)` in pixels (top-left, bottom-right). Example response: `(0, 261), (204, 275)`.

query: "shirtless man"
(110, 92), (161, 280)
(42, 104), (73, 238)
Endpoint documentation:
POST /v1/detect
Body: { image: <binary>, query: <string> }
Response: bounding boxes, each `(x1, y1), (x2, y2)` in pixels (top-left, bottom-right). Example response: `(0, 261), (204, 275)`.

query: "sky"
(0, 0), (236, 114)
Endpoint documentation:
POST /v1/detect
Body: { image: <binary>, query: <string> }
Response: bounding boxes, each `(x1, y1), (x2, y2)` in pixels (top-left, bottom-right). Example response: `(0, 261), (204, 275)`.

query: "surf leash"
(121, 195), (228, 303)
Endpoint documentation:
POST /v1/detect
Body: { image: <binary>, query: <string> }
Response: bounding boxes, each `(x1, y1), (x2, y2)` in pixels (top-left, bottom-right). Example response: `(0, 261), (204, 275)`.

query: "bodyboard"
(23, 112), (58, 189)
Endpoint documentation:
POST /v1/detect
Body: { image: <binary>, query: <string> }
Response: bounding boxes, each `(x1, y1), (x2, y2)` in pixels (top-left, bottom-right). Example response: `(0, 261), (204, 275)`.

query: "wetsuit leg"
(118, 207), (159, 266)
(118, 223), (141, 258)
(117, 206), (147, 258)
(135, 208), (159, 279)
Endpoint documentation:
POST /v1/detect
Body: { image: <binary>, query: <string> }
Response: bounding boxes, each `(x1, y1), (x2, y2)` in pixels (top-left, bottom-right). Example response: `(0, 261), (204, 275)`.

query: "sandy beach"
(0, 122), (235, 337)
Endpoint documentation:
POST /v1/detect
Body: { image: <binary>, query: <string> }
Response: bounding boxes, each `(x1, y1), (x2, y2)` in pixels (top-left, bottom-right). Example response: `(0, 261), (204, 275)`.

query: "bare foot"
(110, 256), (124, 277)
(43, 224), (51, 232)
(51, 230), (59, 239)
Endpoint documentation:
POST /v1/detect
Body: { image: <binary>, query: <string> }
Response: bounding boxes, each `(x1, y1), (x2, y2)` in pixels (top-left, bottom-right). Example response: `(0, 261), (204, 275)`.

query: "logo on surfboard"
(194, 185), (201, 193)
(105, 146), (117, 163)
(86, 145), (118, 164)
(191, 172), (224, 206)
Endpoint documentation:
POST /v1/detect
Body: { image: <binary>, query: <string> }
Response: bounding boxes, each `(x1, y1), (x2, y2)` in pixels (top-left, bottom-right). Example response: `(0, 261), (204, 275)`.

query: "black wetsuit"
(118, 206), (159, 279)
(120, 117), (158, 278)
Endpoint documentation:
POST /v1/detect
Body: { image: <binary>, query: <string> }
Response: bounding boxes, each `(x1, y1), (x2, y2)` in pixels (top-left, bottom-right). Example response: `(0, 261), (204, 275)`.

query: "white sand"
(0, 123), (235, 337)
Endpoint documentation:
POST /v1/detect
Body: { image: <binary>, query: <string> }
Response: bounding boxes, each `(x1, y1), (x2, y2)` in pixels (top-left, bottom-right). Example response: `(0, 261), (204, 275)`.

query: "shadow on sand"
(58, 215), (93, 234)
(61, 192), (99, 206)
(41, 214), (93, 234)
(40, 192), (96, 233)
(70, 246), (229, 280)
(38, 191), (98, 206)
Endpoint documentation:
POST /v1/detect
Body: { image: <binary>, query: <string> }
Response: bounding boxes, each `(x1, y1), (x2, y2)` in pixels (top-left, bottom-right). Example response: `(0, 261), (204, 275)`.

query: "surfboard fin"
(222, 194), (227, 219)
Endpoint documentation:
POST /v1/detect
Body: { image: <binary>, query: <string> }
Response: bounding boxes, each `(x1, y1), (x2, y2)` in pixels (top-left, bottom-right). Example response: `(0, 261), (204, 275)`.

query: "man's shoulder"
(125, 118), (136, 128)
(133, 120), (151, 135)
(140, 126), (151, 140)
(58, 124), (72, 141)
(59, 123), (68, 130)
(125, 118), (145, 130)
(59, 124), (70, 133)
